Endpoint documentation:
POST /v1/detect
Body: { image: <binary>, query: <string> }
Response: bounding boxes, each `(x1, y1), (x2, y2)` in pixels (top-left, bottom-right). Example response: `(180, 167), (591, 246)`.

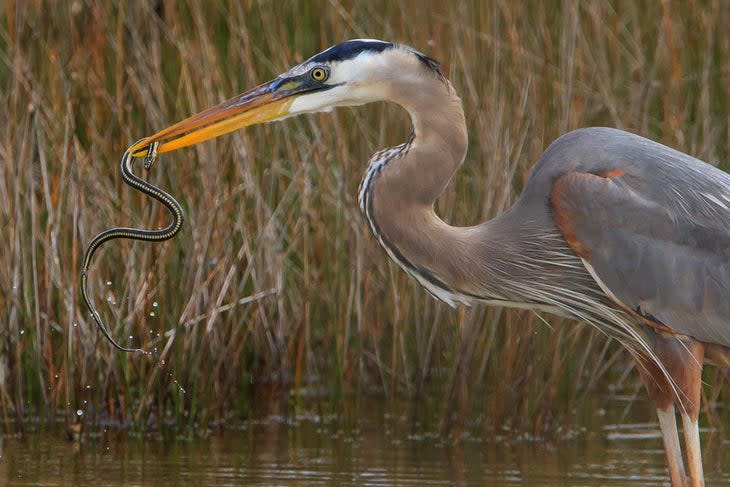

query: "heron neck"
(362, 80), (489, 301)
(400, 81), (469, 203)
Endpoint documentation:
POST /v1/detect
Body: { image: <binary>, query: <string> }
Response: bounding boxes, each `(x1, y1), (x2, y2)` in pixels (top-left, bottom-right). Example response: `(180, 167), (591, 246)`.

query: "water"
(1, 400), (728, 486)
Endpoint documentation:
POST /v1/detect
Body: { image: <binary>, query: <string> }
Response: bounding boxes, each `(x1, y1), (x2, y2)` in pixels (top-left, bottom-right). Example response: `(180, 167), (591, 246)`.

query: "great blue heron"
(127, 39), (729, 487)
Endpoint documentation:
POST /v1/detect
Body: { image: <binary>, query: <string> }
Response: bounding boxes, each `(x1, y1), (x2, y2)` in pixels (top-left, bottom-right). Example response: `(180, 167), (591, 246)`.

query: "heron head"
(130, 39), (444, 156)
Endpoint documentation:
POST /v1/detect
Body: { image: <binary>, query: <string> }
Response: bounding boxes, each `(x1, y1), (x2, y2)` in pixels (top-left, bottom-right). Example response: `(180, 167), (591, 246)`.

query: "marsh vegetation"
(1, 1), (729, 441)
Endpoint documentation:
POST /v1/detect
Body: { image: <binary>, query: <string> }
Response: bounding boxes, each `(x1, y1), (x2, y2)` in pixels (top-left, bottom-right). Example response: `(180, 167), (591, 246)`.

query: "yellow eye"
(310, 67), (328, 82)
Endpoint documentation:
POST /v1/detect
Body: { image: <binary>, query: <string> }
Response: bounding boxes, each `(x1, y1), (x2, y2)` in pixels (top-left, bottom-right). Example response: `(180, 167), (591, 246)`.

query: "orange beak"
(129, 77), (297, 157)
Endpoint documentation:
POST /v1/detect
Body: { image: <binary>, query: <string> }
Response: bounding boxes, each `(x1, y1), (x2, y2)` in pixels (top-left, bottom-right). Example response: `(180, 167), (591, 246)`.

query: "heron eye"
(310, 67), (329, 82)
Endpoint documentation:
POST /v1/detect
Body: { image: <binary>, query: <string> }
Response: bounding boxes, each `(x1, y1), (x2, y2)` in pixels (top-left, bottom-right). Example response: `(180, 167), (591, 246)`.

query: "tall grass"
(0, 0), (728, 436)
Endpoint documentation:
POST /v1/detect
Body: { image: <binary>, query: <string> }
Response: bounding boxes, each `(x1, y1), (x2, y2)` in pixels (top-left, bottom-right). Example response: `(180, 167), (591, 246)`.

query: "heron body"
(129, 39), (730, 487)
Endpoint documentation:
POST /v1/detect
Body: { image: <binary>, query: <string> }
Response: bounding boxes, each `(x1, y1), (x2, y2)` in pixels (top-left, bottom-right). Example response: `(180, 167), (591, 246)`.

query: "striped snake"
(80, 141), (184, 353)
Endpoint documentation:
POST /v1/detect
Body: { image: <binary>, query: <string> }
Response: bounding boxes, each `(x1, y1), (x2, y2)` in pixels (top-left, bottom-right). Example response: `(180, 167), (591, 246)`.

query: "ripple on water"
(1, 410), (728, 486)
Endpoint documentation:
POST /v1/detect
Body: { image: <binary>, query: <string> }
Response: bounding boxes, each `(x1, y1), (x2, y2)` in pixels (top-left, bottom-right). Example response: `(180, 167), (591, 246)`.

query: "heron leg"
(681, 413), (704, 487)
(636, 333), (705, 487)
(677, 339), (705, 487)
(656, 406), (687, 487)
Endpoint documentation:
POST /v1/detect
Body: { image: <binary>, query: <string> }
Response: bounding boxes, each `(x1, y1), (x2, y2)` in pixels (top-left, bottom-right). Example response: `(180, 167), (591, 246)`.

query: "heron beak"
(129, 77), (298, 157)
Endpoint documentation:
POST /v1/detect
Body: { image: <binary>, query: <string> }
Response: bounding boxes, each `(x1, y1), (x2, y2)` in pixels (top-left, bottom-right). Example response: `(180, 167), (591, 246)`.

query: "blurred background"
(1, 0), (729, 446)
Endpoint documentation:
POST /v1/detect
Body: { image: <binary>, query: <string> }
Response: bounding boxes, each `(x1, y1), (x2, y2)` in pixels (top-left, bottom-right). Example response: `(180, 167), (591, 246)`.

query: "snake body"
(81, 141), (184, 353)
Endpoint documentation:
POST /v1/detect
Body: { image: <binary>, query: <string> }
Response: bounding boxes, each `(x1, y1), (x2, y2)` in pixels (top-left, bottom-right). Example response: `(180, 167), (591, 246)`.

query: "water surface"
(1, 398), (728, 486)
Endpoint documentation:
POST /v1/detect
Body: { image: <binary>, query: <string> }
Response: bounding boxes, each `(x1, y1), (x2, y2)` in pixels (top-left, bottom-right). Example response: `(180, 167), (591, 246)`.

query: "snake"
(80, 140), (184, 353)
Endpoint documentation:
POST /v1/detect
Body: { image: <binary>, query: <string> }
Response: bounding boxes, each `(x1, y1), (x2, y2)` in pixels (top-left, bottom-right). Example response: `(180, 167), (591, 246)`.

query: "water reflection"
(0, 398), (728, 486)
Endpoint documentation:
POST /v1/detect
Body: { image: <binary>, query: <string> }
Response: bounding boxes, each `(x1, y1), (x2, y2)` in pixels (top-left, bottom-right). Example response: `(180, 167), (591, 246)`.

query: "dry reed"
(0, 0), (728, 436)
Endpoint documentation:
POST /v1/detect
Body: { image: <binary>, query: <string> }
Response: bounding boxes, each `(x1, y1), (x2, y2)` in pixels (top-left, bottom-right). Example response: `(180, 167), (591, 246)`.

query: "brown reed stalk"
(0, 0), (727, 435)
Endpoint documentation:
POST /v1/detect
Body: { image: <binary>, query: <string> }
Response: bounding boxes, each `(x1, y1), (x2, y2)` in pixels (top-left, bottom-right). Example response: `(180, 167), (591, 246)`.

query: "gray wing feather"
(553, 165), (730, 346)
(541, 128), (730, 346)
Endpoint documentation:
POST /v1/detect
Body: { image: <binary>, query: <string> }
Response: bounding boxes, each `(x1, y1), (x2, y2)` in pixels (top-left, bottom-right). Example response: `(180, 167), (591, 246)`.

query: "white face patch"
(287, 88), (353, 114)
(285, 49), (422, 116)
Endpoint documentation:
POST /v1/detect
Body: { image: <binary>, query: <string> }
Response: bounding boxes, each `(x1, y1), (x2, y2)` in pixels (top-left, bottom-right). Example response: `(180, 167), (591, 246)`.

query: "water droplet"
(76, 409), (83, 417)
(73, 323), (78, 328)
(54, 374), (59, 379)
(85, 385), (91, 390)
(128, 335), (133, 340)
(149, 312), (155, 317)
(106, 280), (112, 286)
(152, 302), (159, 308)
(174, 381), (187, 394)
(19, 329), (24, 335)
